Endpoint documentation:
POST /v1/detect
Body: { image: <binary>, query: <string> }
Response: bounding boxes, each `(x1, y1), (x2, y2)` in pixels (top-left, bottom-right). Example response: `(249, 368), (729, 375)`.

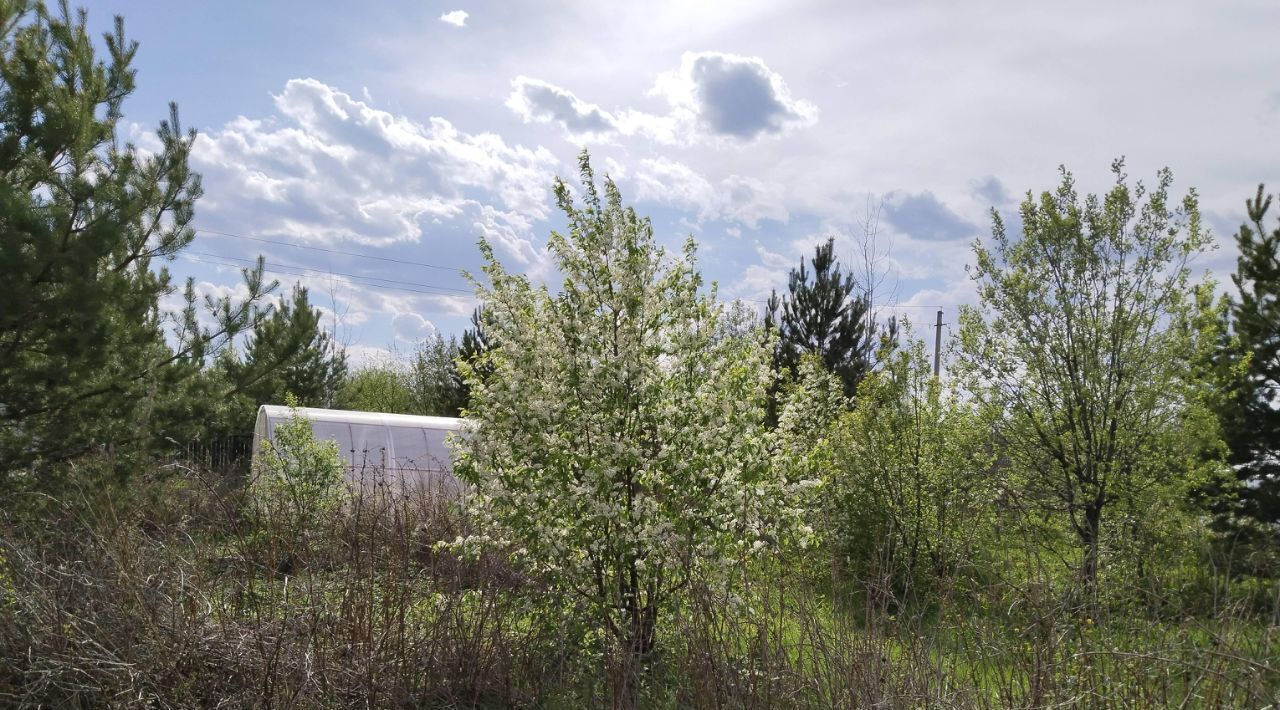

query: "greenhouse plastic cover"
(253, 405), (464, 495)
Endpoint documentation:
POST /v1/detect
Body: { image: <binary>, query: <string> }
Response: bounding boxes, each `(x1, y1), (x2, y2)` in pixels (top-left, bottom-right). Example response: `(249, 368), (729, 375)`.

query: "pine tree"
(219, 286), (346, 430)
(767, 237), (883, 398)
(459, 306), (490, 366)
(0, 2), (267, 482)
(1217, 185), (1280, 534)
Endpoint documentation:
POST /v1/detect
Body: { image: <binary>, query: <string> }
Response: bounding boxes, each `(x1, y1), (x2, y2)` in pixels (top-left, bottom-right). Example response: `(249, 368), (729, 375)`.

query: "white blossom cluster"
(453, 154), (809, 637)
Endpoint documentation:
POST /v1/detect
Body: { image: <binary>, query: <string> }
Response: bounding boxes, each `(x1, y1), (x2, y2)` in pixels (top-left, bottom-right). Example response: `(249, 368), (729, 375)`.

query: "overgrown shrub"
(822, 330), (996, 607)
(249, 397), (346, 572)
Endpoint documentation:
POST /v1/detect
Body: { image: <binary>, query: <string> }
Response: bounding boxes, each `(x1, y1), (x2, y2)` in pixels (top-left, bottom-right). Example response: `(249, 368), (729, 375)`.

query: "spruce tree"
(1217, 185), (1280, 534)
(459, 305), (490, 366)
(410, 333), (467, 416)
(768, 237), (882, 398)
(0, 2), (268, 482)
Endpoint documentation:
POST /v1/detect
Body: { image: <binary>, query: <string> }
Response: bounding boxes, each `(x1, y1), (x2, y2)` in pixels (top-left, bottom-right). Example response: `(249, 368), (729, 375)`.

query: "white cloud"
(439, 10), (468, 28)
(649, 51), (818, 142)
(193, 78), (560, 263)
(506, 77), (620, 138)
(881, 190), (979, 242)
(145, 0), (1280, 352)
(631, 157), (787, 227)
(392, 312), (437, 344)
(506, 51), (817, 147)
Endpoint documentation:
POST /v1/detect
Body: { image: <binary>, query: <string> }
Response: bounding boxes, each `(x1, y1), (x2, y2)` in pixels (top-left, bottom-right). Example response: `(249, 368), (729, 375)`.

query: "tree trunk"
(1079, 497), (1103, 610)
(612, 591), (657, 709)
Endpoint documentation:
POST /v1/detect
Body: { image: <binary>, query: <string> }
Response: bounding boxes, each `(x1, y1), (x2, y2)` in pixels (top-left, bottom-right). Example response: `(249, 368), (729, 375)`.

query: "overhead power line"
(192, 226), (467, 273)
(184, 250), (472, 294)
(186, 249), (473, 294)
(188, 226), (950, 312)
(180, 254), (474, 299)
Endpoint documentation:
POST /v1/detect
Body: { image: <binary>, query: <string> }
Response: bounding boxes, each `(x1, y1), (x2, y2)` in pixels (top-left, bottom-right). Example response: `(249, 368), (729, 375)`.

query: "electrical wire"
(180, 254), (472, 299)
(183, 250), (472, 295)
(188, 226), (953, 312)
(192, 226), (466, 273)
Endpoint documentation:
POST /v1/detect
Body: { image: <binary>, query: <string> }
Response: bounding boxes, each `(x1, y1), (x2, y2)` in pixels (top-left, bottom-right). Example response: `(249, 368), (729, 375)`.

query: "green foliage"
(459, 305), (492, 385)
(250, 395), (346, 567)
(336, 363), (414, 413)
(334, 333), (468, 417)
(1214, 184), (1280, 541)
(410, 332), (468, 416)
(827, 328), (996, 600)
(765, 237), (887, 399)
(0, 1), (269, 483)
(214, 285), (346, 435)
(958, 160), (1226, 598)
(457, 150), (797, 660)
(771, 353), (845, 566)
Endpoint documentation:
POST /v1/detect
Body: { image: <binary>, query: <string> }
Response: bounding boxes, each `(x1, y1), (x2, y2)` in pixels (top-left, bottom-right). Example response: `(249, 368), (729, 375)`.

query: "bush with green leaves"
(826, 328), (996, 603)
(456, 152), (803, 671)
(250, 397), (346, 568)
(336, 363), (415, 414)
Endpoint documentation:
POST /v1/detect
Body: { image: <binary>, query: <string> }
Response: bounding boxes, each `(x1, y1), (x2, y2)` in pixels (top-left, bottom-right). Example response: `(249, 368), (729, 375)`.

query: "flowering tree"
(456, 151), (785, 663)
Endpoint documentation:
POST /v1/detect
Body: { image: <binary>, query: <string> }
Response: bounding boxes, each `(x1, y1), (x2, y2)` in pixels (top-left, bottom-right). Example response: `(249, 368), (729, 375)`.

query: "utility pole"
(933, 309), (943, 377)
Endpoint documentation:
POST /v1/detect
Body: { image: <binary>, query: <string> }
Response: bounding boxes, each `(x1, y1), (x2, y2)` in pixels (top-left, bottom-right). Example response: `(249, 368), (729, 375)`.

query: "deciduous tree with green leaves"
(958, 161), (1226, 601)
(456, 152), (798, 680)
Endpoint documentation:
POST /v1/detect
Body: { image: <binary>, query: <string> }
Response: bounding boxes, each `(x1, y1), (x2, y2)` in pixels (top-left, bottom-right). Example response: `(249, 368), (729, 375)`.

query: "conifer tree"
(767, 237), (883, 398)
(0, 1), (268, 482)
(1216, 185), (1280, 534)
(410, 333), (467, 416)
(220, 285), (346, 428)
(459, 305), (490, 366)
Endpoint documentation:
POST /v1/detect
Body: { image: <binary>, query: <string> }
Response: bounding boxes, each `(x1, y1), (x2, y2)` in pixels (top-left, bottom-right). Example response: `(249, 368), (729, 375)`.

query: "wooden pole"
(934, 309), (943, 377)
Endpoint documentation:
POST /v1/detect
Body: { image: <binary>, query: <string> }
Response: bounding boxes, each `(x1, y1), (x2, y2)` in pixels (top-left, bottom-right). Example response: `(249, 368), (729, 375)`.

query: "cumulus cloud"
(631, 157), (788, 227)
(882, 191), (979, 242)
(439, 10), (468, 27)
(737, 244), (795, 300)
(392, 312), (437, 344)
(175, 78), (550, 350)
(971, 176), (1010, 207)
(193, 78), (559, 254)
(652, 51), (818, 141)
(506, 51), (816, 147)
(506, 77), (620, 137)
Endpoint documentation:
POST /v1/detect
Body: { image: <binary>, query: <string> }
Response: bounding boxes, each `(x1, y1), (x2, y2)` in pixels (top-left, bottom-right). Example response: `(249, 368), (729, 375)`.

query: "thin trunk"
(1080, 496), (1103, 610)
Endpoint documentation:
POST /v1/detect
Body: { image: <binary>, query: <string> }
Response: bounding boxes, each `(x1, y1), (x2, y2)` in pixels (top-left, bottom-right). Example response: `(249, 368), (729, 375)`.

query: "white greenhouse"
(252, 405), (464, 495)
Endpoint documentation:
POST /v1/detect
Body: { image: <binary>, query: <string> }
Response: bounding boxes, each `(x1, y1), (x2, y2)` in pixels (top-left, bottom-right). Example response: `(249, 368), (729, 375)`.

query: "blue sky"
(86, 0), (1280, 365)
